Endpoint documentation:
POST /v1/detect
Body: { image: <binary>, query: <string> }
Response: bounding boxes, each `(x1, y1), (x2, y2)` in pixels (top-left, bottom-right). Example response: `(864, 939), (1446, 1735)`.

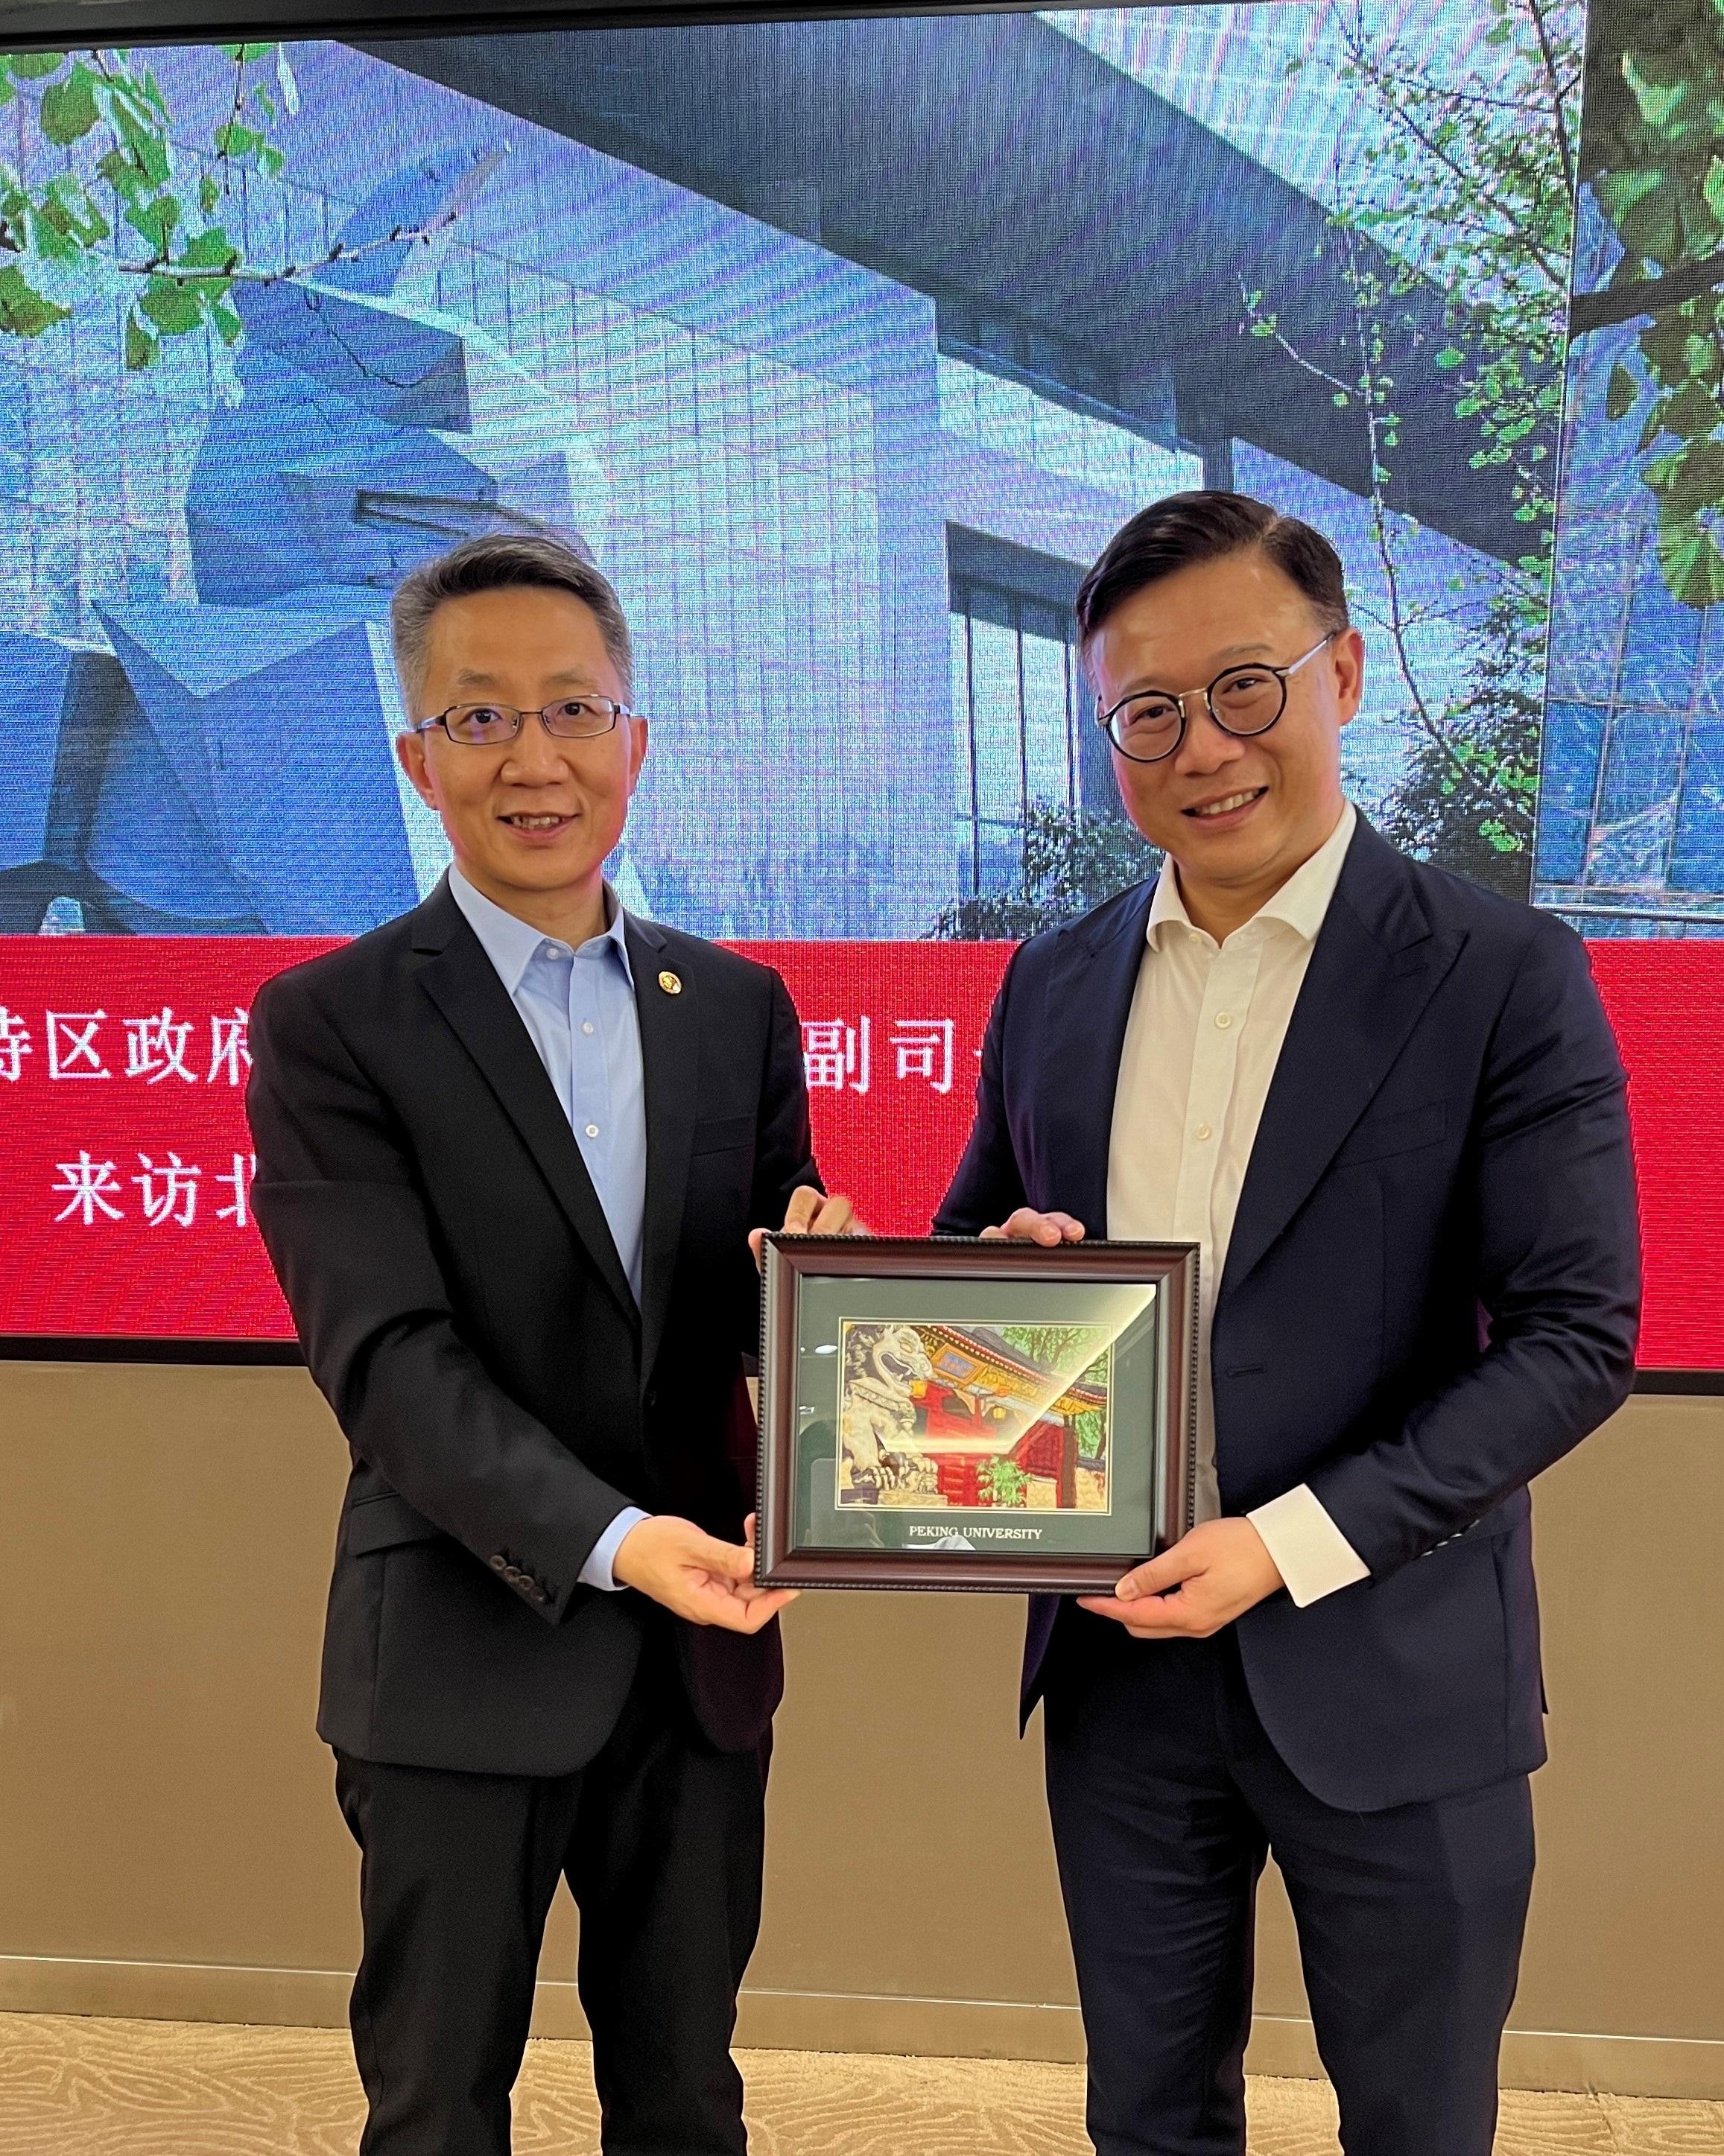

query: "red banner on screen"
(0, 936), (1719, 1369)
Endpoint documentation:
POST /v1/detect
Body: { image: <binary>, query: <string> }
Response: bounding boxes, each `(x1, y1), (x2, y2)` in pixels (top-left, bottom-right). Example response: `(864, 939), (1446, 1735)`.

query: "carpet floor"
(0, 2014), (1717, 2155)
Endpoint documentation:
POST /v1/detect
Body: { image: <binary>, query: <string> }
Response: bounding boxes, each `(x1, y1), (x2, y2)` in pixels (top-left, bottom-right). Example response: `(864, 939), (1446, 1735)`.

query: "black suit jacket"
(247, 878), (818, 1776)
(936, 820), (1641, 1812)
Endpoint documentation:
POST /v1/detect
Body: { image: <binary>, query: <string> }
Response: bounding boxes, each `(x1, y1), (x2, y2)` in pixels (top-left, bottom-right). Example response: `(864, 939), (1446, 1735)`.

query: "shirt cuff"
(578, 1506), (651, 1592)
(1247, 1485), (1370, 1608)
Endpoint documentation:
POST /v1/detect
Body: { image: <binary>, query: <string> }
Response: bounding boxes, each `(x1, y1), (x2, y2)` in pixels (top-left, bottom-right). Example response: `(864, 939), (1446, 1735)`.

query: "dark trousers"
(335, 1629), (770, 2156)
(1042, 1611), (1534, 2156)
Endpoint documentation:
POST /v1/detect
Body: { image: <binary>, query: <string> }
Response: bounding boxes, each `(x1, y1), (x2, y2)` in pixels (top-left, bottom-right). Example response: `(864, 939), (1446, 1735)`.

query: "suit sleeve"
(246, 968), (636, 1625)
(750, 968), (822, 1227)
(745, 966), (823, 1224)
(1307, 916), (1641, 1579)
(934, 944), (1030, 1234)
(729, 968), (823, 1357)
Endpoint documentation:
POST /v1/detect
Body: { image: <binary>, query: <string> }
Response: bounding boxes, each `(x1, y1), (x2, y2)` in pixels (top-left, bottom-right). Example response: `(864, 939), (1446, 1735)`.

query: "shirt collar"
(448, 866), (634, 997)
(1145, 800), (1357, 951)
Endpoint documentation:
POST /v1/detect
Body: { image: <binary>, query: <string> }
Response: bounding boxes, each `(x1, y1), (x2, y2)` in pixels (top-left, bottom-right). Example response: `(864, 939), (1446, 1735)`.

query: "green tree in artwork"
(0, 46), (449, 374)
(1573, 0), (1724, 609)
(978, 1456), (1030, 1509)
(1071, 1404), (1106, 1468)
(1246, 0), (1581, 890)
(996, 1324), (1108, 1378)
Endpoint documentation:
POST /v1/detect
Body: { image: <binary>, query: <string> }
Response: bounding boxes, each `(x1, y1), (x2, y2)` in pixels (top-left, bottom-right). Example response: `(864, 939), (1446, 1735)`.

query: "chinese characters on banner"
(0, 937), (1014, 1341)
(798, 1017), (957, 1097)
(51, 1149), (256, 1229)
(3, 1003), (253, 1086)
(0, 939), (341, 1339)
(732, 942), (1012, 1255)
(1, 1006), (259, 1231)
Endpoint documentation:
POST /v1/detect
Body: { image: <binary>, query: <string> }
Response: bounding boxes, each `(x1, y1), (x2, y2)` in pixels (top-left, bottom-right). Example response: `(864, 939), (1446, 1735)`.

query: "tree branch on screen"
(1568, 250), (1724, 336)
(0, 45), (448, 381)
(1241, 0), (1580, 894)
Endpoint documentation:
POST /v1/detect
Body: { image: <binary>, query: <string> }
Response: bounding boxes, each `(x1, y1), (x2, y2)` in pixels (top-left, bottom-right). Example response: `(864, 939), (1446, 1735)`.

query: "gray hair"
(390, 531), (634, 704)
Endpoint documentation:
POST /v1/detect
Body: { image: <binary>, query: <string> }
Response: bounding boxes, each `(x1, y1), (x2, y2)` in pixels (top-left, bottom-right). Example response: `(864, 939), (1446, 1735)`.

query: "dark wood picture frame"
(756, 1235), (1199, 1591)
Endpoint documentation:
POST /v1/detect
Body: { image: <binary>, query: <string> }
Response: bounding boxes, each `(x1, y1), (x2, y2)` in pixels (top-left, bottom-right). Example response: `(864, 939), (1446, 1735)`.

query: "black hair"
(391, 530), (632, 701)
(1075, 491), (1349, 657)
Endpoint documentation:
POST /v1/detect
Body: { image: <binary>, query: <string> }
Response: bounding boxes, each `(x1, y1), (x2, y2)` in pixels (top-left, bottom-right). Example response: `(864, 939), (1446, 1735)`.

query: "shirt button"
(1194, 1123), (1214, 1143)
(582, 1021), (595, 1036)
(1215, 1012), (1233, 1030)
(585, 1123), (600, 1139)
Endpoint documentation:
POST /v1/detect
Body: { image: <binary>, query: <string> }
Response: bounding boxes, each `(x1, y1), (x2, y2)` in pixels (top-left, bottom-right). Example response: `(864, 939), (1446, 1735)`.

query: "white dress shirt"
(449, 868), (650, 1592)
(1106, 803), (1371, 1608)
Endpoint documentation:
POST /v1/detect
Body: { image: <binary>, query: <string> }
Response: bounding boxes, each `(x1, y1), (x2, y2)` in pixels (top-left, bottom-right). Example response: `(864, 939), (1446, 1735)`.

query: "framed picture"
(755, 1236), (1199, 1591)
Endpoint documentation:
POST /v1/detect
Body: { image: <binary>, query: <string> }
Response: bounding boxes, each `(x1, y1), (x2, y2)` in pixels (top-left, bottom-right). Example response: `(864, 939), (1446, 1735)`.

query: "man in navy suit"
(935, 493), (1640, 2156)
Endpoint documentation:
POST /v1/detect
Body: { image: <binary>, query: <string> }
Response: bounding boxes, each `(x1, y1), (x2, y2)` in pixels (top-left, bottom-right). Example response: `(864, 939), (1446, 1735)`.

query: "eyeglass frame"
(408, 695), (637, 746)
(1096, 631), (1338, 764)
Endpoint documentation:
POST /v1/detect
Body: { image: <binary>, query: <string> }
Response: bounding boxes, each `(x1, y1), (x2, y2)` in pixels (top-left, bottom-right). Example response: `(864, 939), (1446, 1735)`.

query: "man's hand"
(1077, 1518), (1284, 1639)
(980, 1208), (1086, 1246)
(750, 1183), (865, 1268)
(612, 1512), (795, 1632)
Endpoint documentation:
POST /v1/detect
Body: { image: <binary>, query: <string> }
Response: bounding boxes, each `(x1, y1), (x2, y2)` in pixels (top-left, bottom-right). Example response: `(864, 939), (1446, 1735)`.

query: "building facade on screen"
(4, 6), (1702, 940)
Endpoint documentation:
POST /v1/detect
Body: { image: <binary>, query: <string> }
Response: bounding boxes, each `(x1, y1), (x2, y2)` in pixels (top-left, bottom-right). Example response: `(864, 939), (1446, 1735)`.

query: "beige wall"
(0, 1363), (1718, 2096)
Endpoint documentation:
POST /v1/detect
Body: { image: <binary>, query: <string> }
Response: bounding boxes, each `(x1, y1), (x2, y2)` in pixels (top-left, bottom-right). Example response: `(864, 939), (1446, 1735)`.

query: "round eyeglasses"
(410, 696), (633, 746)
(1097, 632), (1337, 763)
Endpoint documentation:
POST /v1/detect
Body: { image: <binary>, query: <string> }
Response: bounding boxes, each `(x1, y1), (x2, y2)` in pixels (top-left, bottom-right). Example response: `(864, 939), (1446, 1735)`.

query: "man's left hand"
(1077, 1518), (1285, 1638)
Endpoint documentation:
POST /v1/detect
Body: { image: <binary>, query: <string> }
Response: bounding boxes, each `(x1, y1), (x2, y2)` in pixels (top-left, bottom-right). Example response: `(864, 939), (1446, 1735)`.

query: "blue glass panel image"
(1544, 505), (1638, 711)
(1672, 720), (1724, 894)
(1590, 711), (1686, 891)
(1686, 595), (1724, 719)
(0, 637), (82, 881)
(1535, 703), (1606, 887)
(1617, 554), (1704, 718)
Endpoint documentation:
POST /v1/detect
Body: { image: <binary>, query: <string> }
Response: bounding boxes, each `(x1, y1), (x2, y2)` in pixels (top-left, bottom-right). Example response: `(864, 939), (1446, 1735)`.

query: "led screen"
(0, 4), (1720, 1361)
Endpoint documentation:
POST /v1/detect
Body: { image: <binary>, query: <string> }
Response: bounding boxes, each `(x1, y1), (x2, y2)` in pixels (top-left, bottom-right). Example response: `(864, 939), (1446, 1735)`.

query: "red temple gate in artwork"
(909, 1325), (1107, 1509)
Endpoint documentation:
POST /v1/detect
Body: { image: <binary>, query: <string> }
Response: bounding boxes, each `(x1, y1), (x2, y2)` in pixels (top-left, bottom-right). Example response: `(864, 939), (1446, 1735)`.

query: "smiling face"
(395, 583), (647, 939)
(1086, 547), (1363, 939)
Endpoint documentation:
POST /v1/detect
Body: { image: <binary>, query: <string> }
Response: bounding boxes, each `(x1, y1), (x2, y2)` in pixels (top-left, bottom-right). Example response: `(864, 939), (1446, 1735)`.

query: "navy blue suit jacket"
(935, 820), (1641, 1811)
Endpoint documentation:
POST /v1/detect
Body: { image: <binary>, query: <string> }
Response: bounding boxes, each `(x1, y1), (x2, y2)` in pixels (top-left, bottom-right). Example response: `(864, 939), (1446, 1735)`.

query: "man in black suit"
(247, 532), (852, 2155)
(936, 493), (1641, 2156)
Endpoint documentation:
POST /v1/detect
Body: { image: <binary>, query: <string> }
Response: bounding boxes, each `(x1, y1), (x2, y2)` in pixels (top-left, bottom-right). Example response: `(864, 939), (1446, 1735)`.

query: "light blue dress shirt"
(449, 868), (650, 1591)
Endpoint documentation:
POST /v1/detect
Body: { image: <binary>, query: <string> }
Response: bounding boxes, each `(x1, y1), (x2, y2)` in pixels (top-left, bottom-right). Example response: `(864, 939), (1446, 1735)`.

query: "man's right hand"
(980, 1208), (1087, 1246)
(612, 1513), (794, 1632)
(748, 1182), (864, 1269)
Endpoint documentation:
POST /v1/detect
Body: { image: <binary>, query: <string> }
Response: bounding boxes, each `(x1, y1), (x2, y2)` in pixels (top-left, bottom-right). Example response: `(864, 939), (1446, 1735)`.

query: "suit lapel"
(627, 916), (699, 1389)
(1221, 824), (1465, 1298)
(413, 884), (637, 1323)
(1036, 886), (1154, 1234)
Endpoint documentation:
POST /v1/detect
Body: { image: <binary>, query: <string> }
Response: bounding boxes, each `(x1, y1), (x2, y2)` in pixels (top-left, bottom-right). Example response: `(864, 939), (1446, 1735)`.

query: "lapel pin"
(658, 970), (682, 995)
